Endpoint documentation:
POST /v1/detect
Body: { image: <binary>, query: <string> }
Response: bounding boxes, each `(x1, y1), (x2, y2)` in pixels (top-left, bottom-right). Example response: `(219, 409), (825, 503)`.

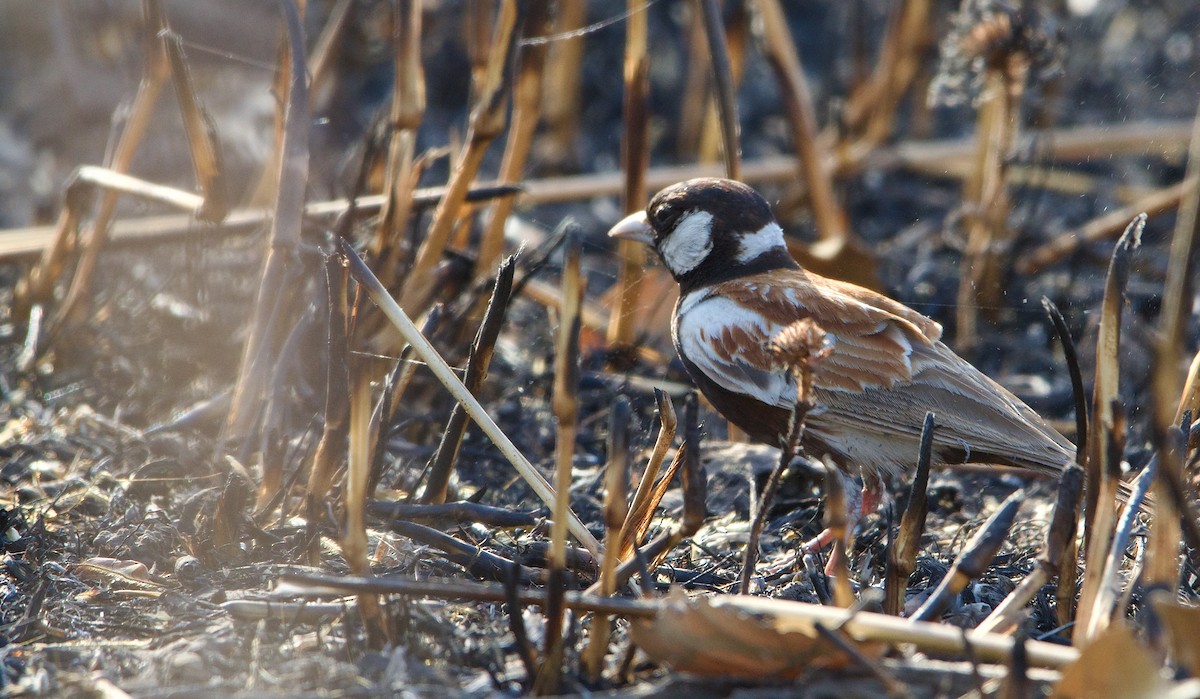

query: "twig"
(607, 0), (651, 348)
(1042, 296), (1086, 627)
(1147, 98), (1200, 588)
(910, 490), (1024, 622)
(4, 121), (1192, 260)
(366, 501), (537, 528)
(976, 463), (1083, 634)
(371, 0), (426, 287)
(221, 0), (311, 458)
(337, 238), (601, 557)
(538, 227), (584, 694)
(400, 0), (518, 312)
(885, 412), (935, 616)
(697, 0), (741, 179)
(422, 256), (517, 503)
(477, 1), (553, 279)
(1074, 215), (1143, 644)
(741, 318), (829, 593)
(617, 389), (677, 559)
(752, 0), (847, 246)
(345, 372), (387, 645)
(1018, 178), (1193, 274)
(1085, 459), (1157, 635)
(582, 396), (632, 681)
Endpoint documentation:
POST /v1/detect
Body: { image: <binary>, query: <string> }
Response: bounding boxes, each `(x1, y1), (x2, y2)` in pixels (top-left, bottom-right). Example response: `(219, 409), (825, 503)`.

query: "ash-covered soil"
(0, 1), (1198, 697)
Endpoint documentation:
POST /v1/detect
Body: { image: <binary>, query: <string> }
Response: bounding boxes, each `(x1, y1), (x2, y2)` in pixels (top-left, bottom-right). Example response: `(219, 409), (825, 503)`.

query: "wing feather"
(675, 270), (1072, 473)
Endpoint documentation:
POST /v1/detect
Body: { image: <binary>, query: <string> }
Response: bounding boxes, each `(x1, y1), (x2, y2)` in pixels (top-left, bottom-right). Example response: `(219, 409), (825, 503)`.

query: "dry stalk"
(910, 489), (1024, 622)
(582, 397), (632, 682)
(606, 0), (651, 348)
(1084, 457), (1157, 639)
(1176, 349), (1200, 428)
(842, 0), (935, 148)
(662, 395), (707, 559)
(371, 0), (426, 289)
(534, 0), (586, 170)
(592, 446), (690, 595)
(476, 1), (553, 280)
(884, 411), (935, 616)
(1073, 215), (1143, 644)
(677, 7), (712, 160)
(956, 65), (1019, 353)
(13, 183), (87, 320)
(25, 0), (177, 330)
(422, 256), (517, 504)
(160, 28), (227, 221)
(48, 0), (169, 326)
(1046, 297), (1094, 629)
(618, 389), (677, 559)
(999, 628), (1030, 699)
(1041, 296), (1088, 627)
(752, 0), (879, 290)
(538, 232), (585, 694)
(296, 251), (351, 524)
(338, 238), (601, 556)
(1147, 100), (1200, 588)
(1018, 178), (1194, 275)
(346, 372), (387, 645)
(976, 463), (1083, 634)
(307, 0), (352, 102)
(598, 398), (708, 595)
(248, 2), (297, 207)
(753, 0), (844, 243)
(696, 0), (742, 179)
(549, 232), (584, 570)
(5, 121), (1193, 261)
(221, 0), (311, 459)
(367, 307), (443, 499)
(697, 2), (748, 166)
(400, 0), (518, 312)
(464, 0), (493, 102)
(740, 318), (830, 594)
(280, 571), (1082, 669)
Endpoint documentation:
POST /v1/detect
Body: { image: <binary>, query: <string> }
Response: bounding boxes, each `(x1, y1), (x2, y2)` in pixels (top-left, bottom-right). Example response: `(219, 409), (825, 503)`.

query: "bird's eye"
(651, 206), (679, 232)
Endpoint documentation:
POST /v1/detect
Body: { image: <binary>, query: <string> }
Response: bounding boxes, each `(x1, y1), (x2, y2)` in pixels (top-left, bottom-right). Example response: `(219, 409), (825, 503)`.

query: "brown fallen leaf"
(72, 557), (165, 589)
(629, 590), (880, 678)
(1150, 590), (1200, 678)
(1052, 624), (1167, 699)
(633, 591), (1082, 678)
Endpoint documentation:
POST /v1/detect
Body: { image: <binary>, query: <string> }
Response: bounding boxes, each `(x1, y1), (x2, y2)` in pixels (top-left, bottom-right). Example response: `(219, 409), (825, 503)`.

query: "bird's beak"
(606, 210), (654, 246)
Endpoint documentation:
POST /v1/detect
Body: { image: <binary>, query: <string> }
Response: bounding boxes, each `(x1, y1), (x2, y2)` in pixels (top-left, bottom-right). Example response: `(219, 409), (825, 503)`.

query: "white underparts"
(735, 222), (787, 263)
(676, 295), (795, 408)
(658, 210), (714, 275)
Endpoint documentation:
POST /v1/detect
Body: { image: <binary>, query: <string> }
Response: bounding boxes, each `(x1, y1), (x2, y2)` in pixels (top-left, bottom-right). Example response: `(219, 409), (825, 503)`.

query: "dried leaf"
(1053, 624), (1166, 699)
(629, 590), (873, 678)
(73, 557), (163, 589)
(1150, 591), (1200, 678)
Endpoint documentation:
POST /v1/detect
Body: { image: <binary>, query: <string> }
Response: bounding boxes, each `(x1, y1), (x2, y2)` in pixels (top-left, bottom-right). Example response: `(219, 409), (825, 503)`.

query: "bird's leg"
(799, 472), (884, 575)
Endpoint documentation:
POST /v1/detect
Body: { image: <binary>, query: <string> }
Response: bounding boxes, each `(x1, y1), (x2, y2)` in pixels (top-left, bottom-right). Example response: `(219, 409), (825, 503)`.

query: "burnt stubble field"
(0, 1), (1199, 697)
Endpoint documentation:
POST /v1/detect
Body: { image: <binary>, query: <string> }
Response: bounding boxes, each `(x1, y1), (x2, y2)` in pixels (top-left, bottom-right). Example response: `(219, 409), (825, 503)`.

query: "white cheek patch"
(658, 210), (714, 275)
(735, 222), (786, 263)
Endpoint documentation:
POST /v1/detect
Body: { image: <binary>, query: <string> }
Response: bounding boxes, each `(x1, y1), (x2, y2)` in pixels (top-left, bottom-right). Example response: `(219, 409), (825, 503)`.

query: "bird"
(607, 177), (1076, 557)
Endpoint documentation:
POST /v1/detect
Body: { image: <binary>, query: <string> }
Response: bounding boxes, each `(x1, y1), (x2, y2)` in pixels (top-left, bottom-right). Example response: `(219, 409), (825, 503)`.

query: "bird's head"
(607, 178), (797, 285)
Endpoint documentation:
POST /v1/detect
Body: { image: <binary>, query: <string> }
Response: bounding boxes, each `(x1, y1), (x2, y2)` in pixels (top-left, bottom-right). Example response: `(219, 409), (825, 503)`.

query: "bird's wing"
(689, 272), (1072, 471)
(811, 344), (1074, 473)
(705, 271), (941, 395)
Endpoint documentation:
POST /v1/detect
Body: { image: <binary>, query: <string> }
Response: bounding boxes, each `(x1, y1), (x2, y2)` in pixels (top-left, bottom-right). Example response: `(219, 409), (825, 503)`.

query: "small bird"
(608, 178), (1075, 553)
